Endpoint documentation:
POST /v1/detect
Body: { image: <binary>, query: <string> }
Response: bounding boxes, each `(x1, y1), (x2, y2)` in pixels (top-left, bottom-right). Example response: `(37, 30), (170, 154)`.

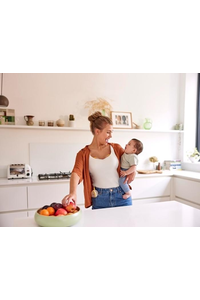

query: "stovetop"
(38, 172), (71, 180)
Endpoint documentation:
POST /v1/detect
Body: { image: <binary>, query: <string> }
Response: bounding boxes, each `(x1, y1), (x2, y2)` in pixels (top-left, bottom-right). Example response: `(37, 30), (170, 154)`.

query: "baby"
(119, 138), (143, 199)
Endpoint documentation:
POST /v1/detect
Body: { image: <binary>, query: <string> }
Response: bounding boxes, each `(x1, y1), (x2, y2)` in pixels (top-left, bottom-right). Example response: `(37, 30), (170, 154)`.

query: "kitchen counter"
(14, 201), (200, 227)
(1, 170), (200, 186)
(0, 177), (70, 186)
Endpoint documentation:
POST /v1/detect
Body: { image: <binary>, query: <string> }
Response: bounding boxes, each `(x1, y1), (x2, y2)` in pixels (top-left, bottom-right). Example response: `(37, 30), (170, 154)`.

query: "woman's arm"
(62, 172), (80, 206)
(123, 165), (137, 184)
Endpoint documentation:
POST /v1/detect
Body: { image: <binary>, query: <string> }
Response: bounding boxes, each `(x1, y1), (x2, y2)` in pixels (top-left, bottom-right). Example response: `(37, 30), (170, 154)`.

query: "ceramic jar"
(48, 121), (54, 126)
(39, 120), (45, 126)
(56, 119), (65, 127)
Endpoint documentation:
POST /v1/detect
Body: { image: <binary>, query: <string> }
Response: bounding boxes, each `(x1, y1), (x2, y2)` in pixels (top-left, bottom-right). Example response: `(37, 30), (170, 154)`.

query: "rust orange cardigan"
(72, 143), (124, 208)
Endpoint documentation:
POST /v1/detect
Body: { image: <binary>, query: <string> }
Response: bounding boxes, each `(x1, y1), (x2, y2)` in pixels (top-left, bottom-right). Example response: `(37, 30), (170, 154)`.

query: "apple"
(55, 208), (67, 216)
(64, 202), (76, 213)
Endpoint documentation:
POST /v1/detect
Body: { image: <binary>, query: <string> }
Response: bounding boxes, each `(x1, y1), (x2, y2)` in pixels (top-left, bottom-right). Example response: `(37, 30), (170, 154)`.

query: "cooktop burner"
(38, 172), (71, 180)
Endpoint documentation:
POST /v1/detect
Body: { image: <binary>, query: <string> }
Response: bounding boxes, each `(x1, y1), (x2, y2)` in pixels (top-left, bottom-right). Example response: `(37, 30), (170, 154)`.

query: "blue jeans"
(92, 186), (132, 209)
(119, 168), (130, 193)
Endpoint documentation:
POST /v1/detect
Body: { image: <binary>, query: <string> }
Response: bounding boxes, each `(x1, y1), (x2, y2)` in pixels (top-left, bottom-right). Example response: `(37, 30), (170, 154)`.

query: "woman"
(62, 111), (136, 209)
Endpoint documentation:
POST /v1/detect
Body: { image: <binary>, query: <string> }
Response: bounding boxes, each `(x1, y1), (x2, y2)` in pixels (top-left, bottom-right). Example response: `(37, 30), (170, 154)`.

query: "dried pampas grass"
(85, 98), (113, 116)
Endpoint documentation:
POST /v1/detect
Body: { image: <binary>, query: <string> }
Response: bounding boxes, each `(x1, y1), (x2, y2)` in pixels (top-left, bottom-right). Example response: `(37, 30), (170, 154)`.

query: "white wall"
(0, 73), (185, 177)
(4, 73), (181, 129)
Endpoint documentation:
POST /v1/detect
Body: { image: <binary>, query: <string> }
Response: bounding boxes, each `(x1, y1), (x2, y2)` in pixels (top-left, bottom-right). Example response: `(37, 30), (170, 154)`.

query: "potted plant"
(68, 114), (75, 127)
(149, 156), (158, 169)
(187, 147), (200, 163)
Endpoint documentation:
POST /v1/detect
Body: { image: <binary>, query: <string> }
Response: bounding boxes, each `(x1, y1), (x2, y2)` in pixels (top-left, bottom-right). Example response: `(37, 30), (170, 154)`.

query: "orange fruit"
(39, 209), (50, 216)
(47, 206), (55, 215)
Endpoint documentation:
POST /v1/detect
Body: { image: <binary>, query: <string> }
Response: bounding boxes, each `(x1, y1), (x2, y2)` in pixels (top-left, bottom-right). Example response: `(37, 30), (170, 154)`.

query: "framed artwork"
(111, 111), (133, 129)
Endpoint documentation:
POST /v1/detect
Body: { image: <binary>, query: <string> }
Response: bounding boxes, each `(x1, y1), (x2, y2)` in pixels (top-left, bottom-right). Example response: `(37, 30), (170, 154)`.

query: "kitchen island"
(14, 201), (200, 227)
(2, 170), (200, 226)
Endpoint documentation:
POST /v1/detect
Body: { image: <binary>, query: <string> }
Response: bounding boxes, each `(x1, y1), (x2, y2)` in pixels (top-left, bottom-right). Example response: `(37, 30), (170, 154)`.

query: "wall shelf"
(0, 125), (88, 131)
(0, 125), (184, 133)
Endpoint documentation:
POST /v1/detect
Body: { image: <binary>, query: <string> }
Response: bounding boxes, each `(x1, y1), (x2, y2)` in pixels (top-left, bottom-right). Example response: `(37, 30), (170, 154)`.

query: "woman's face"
(96, 123), (113, 145)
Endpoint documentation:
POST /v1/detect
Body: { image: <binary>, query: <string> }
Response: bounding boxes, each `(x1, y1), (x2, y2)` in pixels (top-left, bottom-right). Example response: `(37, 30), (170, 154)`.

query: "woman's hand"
(62, 173), (80, 207)
(62, 193), (77, 207)
(124, 172), (136, 184)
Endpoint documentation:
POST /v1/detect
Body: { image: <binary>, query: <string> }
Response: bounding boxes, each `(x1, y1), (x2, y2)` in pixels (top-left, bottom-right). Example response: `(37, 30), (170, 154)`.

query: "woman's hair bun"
(88, 111), (102, 122)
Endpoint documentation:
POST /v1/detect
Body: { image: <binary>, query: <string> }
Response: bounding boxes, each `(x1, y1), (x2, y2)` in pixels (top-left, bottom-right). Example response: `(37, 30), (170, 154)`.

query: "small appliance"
(7, 164), (32, 179)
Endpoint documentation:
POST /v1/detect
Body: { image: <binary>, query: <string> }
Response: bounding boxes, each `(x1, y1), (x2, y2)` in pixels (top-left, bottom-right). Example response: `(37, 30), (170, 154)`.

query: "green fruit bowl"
(34, 206), (82, 227)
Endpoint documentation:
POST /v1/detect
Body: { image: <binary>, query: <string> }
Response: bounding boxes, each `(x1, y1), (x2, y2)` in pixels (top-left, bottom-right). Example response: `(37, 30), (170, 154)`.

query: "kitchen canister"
(39, 120), (45, 126)
(48, 120), (54, 126)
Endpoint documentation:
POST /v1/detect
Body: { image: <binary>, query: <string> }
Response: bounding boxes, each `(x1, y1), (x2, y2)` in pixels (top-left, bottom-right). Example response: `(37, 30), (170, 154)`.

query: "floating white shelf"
(0, 125), (88, 131)
(0, 124), (184, 133)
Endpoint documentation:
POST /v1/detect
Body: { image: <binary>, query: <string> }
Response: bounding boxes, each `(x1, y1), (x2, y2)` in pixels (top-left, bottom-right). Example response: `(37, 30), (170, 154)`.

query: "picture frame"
(111, 111), (133, 129)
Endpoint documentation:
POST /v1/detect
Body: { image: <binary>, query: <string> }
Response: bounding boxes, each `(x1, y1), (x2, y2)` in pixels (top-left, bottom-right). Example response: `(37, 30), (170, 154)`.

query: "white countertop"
(14, 201), (200, 227)
(0, 177), (70, 186)
(1, 170), (200, 186)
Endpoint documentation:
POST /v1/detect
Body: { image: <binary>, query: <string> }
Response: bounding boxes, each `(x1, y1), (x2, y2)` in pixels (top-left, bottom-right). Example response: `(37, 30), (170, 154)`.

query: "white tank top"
(89, 145), (119, 188)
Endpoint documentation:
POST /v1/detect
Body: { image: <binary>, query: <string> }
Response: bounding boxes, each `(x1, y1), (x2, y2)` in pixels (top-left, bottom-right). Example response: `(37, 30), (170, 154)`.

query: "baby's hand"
(120, 170), (127, 177)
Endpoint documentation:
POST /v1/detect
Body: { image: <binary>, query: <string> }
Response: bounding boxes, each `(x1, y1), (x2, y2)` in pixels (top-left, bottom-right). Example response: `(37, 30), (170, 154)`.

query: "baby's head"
(125, 138), (143, 155)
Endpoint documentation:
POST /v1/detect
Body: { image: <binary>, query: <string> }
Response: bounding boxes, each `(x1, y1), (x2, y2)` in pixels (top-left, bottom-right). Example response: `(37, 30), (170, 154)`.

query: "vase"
(56, 119), (65, 127)
(144, 118), (152, 130)
(24, 115), (34, 126)
(189, 156), (200, 163)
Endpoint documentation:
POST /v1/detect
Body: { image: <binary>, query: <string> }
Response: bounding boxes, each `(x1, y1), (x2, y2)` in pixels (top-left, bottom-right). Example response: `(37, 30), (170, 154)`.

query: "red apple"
(55, 208), (67, 216)
(64, 202), (76, 213)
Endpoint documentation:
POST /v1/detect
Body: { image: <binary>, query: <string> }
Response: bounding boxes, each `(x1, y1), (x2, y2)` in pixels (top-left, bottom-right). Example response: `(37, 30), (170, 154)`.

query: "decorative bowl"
(34, 206), (82, 227)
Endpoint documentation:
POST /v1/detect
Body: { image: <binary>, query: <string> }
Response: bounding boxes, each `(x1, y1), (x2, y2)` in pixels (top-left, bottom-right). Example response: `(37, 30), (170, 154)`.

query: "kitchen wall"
(4, 73), (183, 128)
(0, 73), (187, 177)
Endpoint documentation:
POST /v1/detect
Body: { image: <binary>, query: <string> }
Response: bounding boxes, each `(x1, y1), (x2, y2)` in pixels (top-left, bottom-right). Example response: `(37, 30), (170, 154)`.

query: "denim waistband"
(94, 186), (122, 194)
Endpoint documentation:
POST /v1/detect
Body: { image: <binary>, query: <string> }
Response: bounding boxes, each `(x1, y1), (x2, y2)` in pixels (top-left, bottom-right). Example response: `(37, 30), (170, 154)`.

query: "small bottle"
(157, 162), (161, 170)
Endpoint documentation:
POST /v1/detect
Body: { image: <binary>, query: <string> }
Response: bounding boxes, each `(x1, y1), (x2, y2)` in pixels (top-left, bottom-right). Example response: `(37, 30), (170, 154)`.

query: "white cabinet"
(3, 172), (200, 226)
(0, 186), (27, 226)
(173, 178), (200, 208)
(0, 186), (27, 211)
(0, 180), (85, 226)
(0, 211), (27, 227)
(27, 181), (84, 211)
(130, 176), (171, 203)
(28, 183), (69, 209)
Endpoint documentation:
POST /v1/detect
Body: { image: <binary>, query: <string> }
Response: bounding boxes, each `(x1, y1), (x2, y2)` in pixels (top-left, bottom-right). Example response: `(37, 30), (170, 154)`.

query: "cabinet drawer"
(0, 186), (27, 212)
(174, 178), (200, 205)
(130, 177), (171, 199)
(28, 183), (68, 209)
(28, 182), (84, 209)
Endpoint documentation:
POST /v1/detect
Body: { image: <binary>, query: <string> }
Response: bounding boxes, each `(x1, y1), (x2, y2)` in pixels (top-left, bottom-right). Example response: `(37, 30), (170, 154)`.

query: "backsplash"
(0, 127), (182, 178)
